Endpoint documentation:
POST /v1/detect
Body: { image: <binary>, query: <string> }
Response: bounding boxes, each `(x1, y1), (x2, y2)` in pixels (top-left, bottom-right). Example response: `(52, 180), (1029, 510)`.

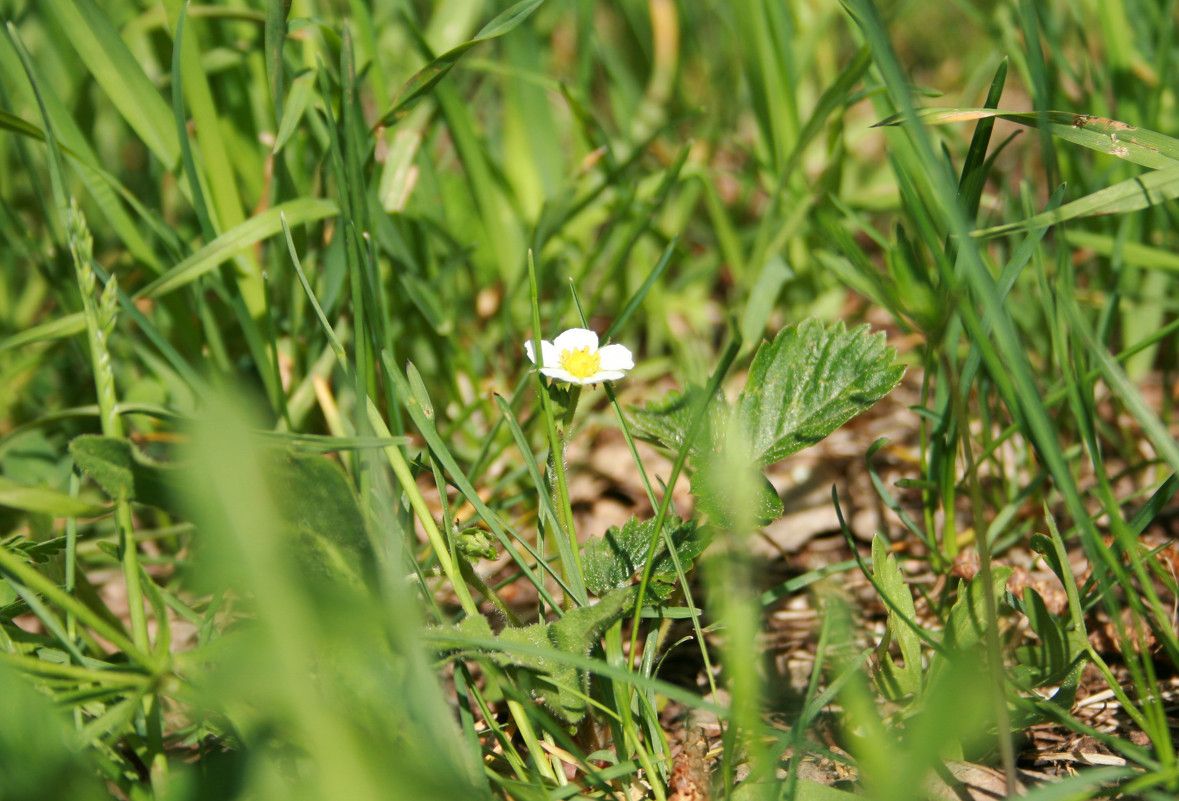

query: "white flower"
(524, 328), (634, 385)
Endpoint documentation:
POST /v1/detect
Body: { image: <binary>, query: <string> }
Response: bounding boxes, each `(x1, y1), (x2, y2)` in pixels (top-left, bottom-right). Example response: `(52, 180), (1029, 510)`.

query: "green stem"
(377, 426), (481, 619)
(526, 250), (587, 607)
(67, 203), (151, 656)
(116, 497), (149, 653)
(458, 556), (522, 627)
(506, 698), (557, 781)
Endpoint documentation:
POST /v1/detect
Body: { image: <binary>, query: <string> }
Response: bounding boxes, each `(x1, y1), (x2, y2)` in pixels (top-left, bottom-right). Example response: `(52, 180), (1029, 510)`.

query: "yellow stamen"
(560, 346), (600, 380)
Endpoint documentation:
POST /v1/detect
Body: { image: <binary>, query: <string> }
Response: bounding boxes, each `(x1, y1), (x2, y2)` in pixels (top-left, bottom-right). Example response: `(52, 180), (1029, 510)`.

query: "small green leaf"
(68, 435), (185, 513)
(871, 534), (923, 700)
(581, 516), (707, 600)
(1011, 587), (1087, 689)
(943, 565), (1013, 653)
(736, 319), (905, 466)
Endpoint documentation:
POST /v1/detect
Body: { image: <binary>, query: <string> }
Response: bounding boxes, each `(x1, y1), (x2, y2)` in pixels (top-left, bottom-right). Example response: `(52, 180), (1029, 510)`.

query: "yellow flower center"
(560, 346), (600, 379)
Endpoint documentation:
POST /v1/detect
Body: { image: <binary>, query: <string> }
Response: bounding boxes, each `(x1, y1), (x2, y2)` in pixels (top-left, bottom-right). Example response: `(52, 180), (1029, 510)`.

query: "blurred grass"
(0, 1), (1176, 800)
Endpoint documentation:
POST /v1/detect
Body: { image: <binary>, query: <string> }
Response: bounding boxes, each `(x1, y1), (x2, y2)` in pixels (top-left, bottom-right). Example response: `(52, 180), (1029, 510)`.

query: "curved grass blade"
(374, 0), (547, 127)
(878, 108), (1179, 170)
(974, 164), (1179, 238)
(0, 313), (86, 353)
(38, 0), (179, 168)
(136, 199), (339, 300)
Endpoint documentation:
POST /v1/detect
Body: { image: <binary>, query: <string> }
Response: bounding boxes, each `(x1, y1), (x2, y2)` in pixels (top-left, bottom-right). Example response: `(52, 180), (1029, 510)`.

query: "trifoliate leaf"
(735, 319), (905, 466)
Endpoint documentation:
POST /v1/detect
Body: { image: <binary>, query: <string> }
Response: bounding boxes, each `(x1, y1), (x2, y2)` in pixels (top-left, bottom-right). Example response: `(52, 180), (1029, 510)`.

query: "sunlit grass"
(0, 1), (1176, 799)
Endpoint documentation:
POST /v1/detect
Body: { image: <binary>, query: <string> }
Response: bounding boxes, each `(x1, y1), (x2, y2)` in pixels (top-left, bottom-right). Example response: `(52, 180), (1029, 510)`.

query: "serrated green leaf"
(626, 383), (728, 461)
(735, 319), (905, 466)
(581, 516), (707, 600)
(5, 536), (69, 565)
(435, 586), (639, 723)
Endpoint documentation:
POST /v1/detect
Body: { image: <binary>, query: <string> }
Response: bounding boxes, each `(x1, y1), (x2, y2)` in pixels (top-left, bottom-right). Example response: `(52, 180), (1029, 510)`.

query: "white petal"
(524, 340), (537, 364)
(538, 340), (560, 369)
(596, 343), (634, 372)
(539, 367), (580, 383)
(552, 328), (599, 353)
(578, 371), (626, 384)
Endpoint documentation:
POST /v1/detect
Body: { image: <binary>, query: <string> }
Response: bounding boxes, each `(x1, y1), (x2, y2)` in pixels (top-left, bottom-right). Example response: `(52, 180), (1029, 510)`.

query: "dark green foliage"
(626, 383), (727, 463)
(690, 459), (783, 530)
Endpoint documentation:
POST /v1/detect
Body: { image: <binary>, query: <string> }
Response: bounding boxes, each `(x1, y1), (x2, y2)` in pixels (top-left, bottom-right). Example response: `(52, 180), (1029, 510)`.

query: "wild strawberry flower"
(525, 328), (634, 385)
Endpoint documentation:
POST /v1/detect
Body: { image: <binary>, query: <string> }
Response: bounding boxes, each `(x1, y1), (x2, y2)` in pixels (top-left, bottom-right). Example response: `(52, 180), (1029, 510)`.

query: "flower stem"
(526, 251), (587, 608)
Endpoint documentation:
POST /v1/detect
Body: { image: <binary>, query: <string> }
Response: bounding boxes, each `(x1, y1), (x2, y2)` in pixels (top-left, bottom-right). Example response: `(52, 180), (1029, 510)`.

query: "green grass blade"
(374, 0), (547, 127)
(975, 164), (1179, 237)
(136, 199), (338, 300)
(170, 1), (215, 241)
(38, 0), (179, 168)
(879, 108), (1179, 170)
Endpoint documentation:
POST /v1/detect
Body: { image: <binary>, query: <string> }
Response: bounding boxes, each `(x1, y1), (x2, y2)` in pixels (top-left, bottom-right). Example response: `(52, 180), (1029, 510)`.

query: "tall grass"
(0, 1), (1176, 800)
